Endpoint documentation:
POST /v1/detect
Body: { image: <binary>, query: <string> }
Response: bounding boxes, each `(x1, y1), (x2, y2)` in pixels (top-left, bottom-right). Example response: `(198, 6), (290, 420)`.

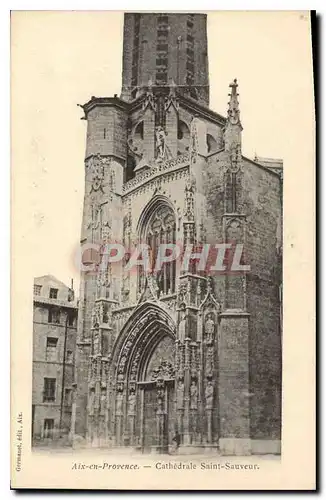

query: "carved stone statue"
(204, 315), (215, 345)
(178, 309), (186, 343)
(190, 380), (198, 410)
(205, 381), (214, 410)
(155, 126), (172, 161)
(156, 126), (166, 159)
(156, 387), (164, 414)
(128, 391), (136, 415)
(151, 360), (175, 381)
(177, 379), (184, 409)
(205, 346), (214, 377)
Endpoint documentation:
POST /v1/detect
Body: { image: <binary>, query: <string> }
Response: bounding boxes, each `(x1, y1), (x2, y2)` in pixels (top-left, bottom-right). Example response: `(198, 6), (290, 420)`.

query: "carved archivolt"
(112, 303), (176, 390)
(122, 153), (190, 194)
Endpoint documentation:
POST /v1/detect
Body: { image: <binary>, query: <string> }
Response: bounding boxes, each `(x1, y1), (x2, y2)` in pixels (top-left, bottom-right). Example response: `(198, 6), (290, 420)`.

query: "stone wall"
(241, 158), (282, 440)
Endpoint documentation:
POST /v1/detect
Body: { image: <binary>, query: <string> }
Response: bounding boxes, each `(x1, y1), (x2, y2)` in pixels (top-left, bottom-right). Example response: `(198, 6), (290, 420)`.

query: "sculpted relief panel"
(145, 335), (175, 381)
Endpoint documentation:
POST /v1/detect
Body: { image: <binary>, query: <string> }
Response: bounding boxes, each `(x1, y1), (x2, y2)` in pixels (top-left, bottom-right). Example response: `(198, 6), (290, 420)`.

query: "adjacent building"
(32, 275), (78, 444)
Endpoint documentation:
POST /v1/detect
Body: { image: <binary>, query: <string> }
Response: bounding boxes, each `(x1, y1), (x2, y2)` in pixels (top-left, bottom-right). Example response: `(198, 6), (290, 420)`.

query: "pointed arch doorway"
(112, 302), (177, 453)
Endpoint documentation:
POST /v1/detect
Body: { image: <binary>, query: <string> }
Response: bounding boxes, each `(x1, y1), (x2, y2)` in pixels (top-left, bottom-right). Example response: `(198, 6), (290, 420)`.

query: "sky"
(11, 11), (314, 293)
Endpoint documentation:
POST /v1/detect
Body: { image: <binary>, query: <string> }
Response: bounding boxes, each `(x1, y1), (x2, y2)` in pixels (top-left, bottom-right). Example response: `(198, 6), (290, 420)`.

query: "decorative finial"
(227, 77), (241, 127)
(224, 78), (243, 164)
(229, 78), (238, 89)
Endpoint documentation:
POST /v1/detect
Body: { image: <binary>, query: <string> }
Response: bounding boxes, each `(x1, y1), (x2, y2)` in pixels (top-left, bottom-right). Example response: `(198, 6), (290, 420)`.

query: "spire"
(227, 78), (242, 128)
(224, 78), (243, 165)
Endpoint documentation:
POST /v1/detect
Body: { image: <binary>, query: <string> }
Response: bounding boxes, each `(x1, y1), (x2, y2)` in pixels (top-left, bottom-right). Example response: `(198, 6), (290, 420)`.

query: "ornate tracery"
(138, 201), (176, 296)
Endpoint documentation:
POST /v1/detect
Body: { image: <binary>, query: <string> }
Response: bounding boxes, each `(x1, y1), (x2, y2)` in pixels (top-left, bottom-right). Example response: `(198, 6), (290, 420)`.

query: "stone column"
(92, 356), (102, 447)
(115, 391), (124, 447)
(69, 382), (77, 443)
(128, 388), (137, 446)
(218, 312), (251, 455)
(139, 388), (145, 450)
(156, 380), (165, 453)
(183, 338), (191, 445)
(207, 409), (212, 444)
(204, 379), (214, 445)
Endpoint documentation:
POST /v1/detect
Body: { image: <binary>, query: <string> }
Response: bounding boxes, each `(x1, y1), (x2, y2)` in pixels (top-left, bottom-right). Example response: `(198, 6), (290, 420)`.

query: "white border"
(4, 2), (322, 498)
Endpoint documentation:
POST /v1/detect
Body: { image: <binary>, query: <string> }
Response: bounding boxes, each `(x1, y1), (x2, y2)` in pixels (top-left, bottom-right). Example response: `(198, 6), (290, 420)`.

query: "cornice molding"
(80, 96), (130, 117)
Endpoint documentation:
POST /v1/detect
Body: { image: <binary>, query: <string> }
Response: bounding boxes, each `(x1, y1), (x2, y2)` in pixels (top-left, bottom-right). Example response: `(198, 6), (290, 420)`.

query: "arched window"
(206, 133), (218, 154)
(138, 203), (176, 296)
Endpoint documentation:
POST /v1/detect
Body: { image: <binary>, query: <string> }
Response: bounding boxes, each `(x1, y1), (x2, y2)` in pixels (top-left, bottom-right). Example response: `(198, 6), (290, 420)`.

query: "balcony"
(33, 295), (78, 310)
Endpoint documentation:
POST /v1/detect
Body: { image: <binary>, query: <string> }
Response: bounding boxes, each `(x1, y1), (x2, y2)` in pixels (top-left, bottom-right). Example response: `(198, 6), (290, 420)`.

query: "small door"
(44, 418), (54, 439)
(141, 381), (175, 453)
(143, 386), (157, 452)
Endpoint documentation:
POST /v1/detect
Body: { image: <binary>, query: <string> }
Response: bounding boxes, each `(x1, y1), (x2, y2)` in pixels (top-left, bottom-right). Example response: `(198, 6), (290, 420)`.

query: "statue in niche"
(205, 380), (214, 410)
(155, 126), (172, 161)
(128, 391), (136, 415)
(205, 346), (214, 377)
(156, 386), (165, 413)
(204, 314), (215, 345)
(178, 307), (186, 343)
(156, 126), (166, 159)
(176, 379), (184, 409)
(190, 380), (198, 410)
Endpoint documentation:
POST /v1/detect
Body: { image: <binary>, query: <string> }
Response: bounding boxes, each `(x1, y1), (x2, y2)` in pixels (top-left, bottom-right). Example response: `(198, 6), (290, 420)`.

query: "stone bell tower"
(121, 13), (209, 105)
(72, 13), (282, 456)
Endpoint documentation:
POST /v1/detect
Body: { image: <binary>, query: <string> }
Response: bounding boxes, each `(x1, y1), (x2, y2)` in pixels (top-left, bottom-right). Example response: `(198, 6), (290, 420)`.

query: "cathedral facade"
(72, 13), (282, 456)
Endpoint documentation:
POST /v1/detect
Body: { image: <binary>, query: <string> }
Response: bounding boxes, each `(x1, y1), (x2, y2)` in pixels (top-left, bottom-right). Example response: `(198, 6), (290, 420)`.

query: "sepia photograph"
(11, 10), (315, 490)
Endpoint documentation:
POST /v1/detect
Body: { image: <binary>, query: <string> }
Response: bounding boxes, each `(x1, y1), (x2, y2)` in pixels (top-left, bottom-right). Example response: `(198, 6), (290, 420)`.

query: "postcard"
(11, 10), (315, 490)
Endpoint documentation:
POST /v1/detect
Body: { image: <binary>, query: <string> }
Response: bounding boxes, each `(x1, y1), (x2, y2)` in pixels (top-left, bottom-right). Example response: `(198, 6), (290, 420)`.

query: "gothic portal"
(73, 13), (282, 455)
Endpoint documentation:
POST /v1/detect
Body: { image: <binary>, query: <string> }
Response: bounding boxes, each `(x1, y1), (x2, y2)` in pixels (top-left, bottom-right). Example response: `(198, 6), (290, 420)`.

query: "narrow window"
(34, 284), (42, 295)
(139, 204), (176, 295)
(66, 350), (73, 364)
(46, 337), (58, 362)
(48, 307), (60, 324)
(43, 378), (56, 402)
(68, 312), (74, 326)
(225, 171), (237, 213)
(49, 288), (58, 299)
(64, 388), (72, 406)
